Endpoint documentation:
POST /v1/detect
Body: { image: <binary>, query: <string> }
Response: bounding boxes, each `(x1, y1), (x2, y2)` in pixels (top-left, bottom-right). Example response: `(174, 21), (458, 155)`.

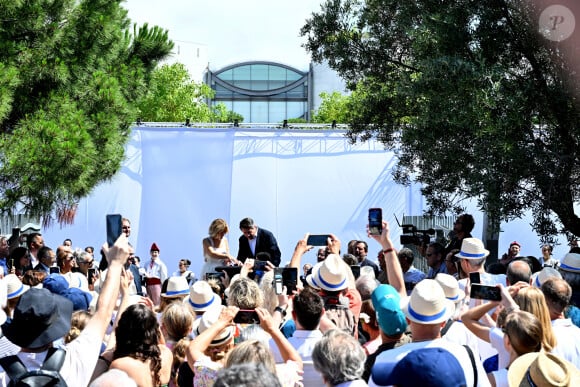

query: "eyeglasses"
(81, 260), (94, 265)
(66, 255), (75, 261)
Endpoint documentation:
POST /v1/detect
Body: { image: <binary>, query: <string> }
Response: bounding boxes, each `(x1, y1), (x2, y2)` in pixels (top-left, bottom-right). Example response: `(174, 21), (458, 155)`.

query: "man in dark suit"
(34, 245), (55, 274)
(237, 217), (281, 266)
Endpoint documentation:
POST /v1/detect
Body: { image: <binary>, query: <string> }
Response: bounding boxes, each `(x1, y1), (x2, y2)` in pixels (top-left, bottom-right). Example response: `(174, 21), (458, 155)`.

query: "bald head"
(506, 260), (532, 285)
(541, 278), (572, 319)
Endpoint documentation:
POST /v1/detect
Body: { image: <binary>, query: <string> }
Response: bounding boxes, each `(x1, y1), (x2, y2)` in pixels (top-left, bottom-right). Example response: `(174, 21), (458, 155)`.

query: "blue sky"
(123, 0), (323, 72)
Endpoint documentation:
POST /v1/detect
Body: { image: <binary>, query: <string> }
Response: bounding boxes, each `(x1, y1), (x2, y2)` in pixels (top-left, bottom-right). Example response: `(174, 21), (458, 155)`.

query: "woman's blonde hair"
(209, 219), (229, 238)
(227, 277), (264, 309)
(225, 340), (276, 373)
(515, 286), (557, 352)
(162, 303), (194, 342)
(65, 310), (92, 344)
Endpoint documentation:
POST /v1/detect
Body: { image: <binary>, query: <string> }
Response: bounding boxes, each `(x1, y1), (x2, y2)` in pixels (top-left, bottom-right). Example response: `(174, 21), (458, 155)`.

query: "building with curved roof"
(205, 61), (347, 123)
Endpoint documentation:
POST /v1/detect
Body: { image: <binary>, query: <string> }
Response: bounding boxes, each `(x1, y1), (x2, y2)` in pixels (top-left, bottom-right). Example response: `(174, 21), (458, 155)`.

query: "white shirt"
(368, 338), (491, 387)
(249, 236), (257, 256)
(0, 330), (102, 387)
(146, 259), (168, 282)
(551, 318), (580, 369)
(270, 329), (325, 387)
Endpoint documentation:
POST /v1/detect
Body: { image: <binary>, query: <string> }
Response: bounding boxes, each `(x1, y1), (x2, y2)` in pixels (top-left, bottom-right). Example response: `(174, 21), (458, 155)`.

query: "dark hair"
(397, 248), (414, 265)
(239, 217), (255, 229)
(180, 259), (191, 266)
(37, 246), (53, 263)
(569, 247), (580, 254)
(356, 241), (368, 253)
(114, 304), (162, 387)
(293, 288), (324, 330)
(255, 252), (271, 262)
(427, 242), (445, 263)
(460, 214), (475, 233)
(26, 233), (42, 249)
(487, 262), (507, 275)
(10, 247), (28, 265)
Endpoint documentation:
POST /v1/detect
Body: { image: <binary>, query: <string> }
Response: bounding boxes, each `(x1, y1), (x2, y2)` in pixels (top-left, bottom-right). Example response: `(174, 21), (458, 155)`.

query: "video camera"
(400, 224), (435, 246)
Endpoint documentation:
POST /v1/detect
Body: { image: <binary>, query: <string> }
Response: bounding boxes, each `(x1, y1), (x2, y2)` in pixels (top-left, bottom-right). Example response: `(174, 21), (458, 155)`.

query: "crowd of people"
(0, 214), (578, 386)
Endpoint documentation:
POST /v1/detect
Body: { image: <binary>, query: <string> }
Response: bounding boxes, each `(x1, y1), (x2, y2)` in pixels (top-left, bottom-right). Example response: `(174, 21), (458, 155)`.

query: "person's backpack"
(0, 347), (67, 387)
(322, 294), (356, 336)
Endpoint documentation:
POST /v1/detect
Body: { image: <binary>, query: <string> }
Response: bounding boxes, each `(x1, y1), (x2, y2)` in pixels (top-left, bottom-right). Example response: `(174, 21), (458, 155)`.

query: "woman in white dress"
(200, 219), (238, 279)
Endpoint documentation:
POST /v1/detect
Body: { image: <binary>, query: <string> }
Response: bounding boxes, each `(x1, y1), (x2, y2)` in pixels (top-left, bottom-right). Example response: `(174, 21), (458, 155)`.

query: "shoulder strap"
(41, 348), (66, 372)
(440, 318), (454, 336)
(463, 345), (477, 387)
(0, 355), (29, 383)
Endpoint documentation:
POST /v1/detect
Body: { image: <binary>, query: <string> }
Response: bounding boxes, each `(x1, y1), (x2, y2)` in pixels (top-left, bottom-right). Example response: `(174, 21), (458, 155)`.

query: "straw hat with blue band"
(309, 254), (348, 292)
(162, 276), (189, 298)
(401, 279), (455, 325)
(184, 280), (221, 312)
(454, 238), (490, 260)
(434, 273), (465, 303)
(5, 274), (29, 300)
(559, 253), (580, 273)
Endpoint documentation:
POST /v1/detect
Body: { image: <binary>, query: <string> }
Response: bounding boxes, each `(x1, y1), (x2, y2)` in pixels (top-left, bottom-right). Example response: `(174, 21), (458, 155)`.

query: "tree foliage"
(302, 0), (580, 241)
(137, 63), (243, 123)
(0, 0), (173, 223)
(311, 91), (351, 123)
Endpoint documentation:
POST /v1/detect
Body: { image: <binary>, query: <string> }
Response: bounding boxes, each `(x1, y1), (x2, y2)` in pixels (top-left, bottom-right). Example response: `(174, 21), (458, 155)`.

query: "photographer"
(444, 214), (475, 259)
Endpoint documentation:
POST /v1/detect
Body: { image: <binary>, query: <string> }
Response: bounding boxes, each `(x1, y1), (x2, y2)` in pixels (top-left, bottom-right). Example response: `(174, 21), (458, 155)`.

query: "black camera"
(399, 224), (435, 246)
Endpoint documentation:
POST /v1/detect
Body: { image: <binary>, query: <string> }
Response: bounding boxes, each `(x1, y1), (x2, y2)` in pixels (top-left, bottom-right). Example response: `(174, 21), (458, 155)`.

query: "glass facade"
(206, 62), (309, 123)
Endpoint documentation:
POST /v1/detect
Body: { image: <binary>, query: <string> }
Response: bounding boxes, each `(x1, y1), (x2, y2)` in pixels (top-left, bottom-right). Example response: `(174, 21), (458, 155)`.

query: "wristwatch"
(274, 306), (287, 317)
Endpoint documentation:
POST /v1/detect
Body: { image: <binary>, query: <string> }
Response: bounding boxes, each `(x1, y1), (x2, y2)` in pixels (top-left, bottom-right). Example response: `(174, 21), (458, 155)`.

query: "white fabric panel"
(43, 128), (407, 277)
(41, 127), (562, 278)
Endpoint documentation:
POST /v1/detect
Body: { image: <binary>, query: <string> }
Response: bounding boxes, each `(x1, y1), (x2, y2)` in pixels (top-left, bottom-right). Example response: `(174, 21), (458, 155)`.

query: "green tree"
(0, 0), (173, 223)
(302, 0), (580, 241)
(311, 91), (351, 123)
(137, 62), (243, 123)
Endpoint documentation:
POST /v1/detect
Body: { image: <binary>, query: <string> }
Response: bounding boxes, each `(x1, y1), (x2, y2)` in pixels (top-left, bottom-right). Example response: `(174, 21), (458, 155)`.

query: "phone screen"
(106, 214), (123, 247)
(470, 284), (502, 301)
(234, 309), (260, 324)
(280, 267), (298, 295)
(205, 272), (224, 281)
(274, 269), (284, 295)
(469, 272), (481, 284)
(368, 208), (383, 235)
(254, 260), (267, 272)
(307, 234), (330, 246)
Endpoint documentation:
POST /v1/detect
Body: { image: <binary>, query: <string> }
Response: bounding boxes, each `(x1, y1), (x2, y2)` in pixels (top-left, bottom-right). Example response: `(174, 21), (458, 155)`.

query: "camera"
(399, 224), (435, 246)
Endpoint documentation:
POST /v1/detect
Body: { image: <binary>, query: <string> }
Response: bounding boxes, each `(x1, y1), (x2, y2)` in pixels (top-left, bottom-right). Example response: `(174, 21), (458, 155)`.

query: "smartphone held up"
(368, 208), (382, 236)
(106, 214), (123, 247)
